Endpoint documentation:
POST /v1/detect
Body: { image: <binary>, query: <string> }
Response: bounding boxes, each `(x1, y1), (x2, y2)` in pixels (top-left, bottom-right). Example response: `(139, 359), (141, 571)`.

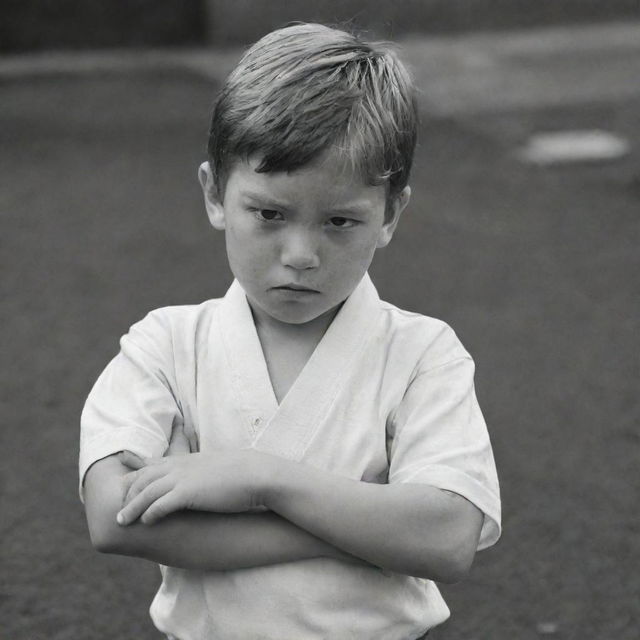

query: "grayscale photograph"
(1, 1), (638, 639)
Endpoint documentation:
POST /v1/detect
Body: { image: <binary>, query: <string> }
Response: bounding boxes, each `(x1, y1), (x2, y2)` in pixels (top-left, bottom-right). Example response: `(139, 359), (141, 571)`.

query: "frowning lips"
(272, 283), (320, 293)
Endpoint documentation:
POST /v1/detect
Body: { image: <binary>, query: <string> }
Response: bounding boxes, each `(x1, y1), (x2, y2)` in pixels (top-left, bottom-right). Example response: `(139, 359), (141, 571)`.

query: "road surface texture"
(1, 20), (638, 640)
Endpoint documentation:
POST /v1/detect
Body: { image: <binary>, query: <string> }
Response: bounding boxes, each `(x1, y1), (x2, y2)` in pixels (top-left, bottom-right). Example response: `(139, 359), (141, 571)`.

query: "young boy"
(80, 23), (500, 640)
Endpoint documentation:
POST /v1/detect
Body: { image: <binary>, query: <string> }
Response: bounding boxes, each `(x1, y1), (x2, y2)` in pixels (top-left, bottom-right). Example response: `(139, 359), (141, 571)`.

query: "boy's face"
(200, 148), (410, 327)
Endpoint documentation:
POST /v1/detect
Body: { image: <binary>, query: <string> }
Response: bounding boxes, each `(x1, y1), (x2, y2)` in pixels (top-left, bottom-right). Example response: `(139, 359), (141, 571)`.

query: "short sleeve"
(79, 310), (182, 501)
(387, 330), (501, 550)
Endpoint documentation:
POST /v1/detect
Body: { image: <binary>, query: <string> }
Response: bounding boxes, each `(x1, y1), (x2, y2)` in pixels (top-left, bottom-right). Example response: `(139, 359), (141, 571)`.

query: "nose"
(280, 228), (320, 270)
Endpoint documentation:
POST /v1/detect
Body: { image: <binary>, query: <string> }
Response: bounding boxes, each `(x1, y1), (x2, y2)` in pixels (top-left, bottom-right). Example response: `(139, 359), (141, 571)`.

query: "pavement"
(1, 20), (639, 115)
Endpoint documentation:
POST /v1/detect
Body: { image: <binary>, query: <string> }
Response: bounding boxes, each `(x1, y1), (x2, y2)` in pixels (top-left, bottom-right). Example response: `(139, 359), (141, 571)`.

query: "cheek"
(334, 233), (379, 267)
(225, 224), (273, 274)
(323, 235), (379, 283)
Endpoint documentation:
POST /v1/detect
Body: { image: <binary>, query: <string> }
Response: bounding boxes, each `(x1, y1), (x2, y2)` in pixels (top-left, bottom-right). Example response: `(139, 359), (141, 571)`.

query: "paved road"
(2, 21), (639, 112)
(1, 20), (638, 640)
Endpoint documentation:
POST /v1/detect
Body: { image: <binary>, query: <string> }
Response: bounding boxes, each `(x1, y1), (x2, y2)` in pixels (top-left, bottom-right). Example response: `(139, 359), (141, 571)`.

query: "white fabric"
(80, 273), (501, 640)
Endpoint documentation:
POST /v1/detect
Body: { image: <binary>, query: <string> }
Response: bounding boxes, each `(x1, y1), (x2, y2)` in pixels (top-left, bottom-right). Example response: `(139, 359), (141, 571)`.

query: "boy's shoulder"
(142, 297), (224, 324)
(377, 298), (472, 369)
(130, 297), (224, 331)
(122, 297), (226, 355)
(123, 292), (473, 372)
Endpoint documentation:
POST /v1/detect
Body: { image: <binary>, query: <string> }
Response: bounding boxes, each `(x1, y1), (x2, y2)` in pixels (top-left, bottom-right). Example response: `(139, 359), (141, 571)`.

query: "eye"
(328, 216), (356, 229)
(253, 209), (283, 222)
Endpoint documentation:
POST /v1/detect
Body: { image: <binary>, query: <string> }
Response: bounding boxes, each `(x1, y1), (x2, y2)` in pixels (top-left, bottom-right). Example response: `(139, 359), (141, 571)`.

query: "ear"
(376, 186), (411, 248)
(198, 161), (226, 230)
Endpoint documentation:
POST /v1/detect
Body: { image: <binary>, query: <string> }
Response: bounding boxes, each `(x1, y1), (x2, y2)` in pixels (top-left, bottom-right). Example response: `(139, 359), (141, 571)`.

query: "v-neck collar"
(216, 274), (382, 460)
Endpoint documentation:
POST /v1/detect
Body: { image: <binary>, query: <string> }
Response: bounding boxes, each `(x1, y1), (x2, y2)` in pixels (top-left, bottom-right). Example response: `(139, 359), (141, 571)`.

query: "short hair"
(207, 23), (418, 211)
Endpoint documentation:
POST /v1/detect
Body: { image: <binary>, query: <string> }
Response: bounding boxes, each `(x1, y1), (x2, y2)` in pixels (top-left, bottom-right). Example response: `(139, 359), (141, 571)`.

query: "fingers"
(117, 476), (177, 526)
(119, 450), (165, 469)
(122, 463), (169, 507)
(138, 491), (187, 525)
(118, 450), (146, 470)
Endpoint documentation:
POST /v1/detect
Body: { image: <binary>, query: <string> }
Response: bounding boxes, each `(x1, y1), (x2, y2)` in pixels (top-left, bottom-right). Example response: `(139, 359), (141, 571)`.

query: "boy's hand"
(116, 450), (269, 526)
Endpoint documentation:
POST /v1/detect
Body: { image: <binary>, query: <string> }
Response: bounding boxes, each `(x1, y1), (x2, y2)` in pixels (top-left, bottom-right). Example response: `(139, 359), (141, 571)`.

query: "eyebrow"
(240, 191), (372, 217)
(327, 202), (372, 217)
(240, 191), (292, 210)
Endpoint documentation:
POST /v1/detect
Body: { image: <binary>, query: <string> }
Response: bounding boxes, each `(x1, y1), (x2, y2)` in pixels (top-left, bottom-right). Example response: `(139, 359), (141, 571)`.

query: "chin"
(271, 308), (325, 325)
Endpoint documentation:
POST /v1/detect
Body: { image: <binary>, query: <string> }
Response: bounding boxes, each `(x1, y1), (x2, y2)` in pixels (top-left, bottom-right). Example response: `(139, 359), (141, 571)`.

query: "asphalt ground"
(1, 21), (639, 640)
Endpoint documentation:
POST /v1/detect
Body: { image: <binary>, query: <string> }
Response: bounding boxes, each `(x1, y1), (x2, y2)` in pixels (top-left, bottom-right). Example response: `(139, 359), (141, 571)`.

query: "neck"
(249, 301), (342, 346)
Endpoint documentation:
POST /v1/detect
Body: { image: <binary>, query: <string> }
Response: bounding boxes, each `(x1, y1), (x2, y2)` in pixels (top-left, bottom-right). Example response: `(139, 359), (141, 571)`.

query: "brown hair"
(208, 23), (418, 213)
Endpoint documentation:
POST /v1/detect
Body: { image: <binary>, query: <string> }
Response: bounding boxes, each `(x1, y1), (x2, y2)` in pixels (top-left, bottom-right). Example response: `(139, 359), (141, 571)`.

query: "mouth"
(272, 284), (320, 293)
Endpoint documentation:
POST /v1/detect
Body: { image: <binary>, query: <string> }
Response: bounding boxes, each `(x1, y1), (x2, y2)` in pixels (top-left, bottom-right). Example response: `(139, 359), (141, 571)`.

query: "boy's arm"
(83, 454), (362, 571)
(116, 450), (484, 582)
(263, 459), (484, 583)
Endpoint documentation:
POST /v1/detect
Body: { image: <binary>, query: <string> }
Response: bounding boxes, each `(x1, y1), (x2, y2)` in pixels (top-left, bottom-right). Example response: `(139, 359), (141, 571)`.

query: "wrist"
(252, 450), (295, 510)
(250, 449), (283, 509)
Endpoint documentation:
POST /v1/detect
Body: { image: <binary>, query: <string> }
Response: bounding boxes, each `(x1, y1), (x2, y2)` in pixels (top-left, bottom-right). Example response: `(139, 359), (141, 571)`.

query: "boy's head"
(207, 22), (418, 217)
(200, 23), (418, 328)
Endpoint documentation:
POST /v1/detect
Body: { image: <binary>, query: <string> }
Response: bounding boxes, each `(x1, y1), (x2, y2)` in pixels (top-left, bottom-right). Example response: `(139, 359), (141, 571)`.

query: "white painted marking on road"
(536, 621), (559, 635)
(518, 130), (630, 165)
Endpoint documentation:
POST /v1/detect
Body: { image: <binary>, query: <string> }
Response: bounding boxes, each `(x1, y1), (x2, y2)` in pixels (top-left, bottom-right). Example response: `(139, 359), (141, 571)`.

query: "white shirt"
(80, 274), (501, 640)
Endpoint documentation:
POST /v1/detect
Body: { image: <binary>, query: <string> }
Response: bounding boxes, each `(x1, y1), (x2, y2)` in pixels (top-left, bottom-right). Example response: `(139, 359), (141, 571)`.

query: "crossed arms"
(83, 426), (483, 582)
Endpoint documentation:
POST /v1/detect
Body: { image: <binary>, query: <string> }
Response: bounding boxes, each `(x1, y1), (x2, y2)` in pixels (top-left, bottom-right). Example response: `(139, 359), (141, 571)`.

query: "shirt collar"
(217, 273), (382, 459)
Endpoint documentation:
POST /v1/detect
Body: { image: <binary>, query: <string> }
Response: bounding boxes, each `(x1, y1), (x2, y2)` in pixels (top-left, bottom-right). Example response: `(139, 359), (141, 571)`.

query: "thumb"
(118, 450), (146, 470)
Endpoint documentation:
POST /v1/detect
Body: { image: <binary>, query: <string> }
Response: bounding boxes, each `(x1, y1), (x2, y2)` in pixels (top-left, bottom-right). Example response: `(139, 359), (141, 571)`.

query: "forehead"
(225, 149), (387, 211)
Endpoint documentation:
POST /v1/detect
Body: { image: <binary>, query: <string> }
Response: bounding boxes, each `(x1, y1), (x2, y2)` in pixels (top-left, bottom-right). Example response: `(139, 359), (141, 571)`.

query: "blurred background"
(2, 0), (640, 49)
(1, 2), (638, 639)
